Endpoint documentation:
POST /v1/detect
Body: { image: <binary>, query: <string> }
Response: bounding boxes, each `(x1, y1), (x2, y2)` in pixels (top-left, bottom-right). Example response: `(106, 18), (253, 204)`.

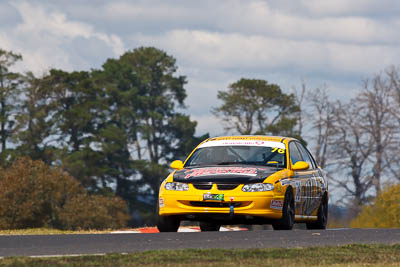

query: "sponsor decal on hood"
(184, 167), (258, 178)
(173, 166), (277, 183)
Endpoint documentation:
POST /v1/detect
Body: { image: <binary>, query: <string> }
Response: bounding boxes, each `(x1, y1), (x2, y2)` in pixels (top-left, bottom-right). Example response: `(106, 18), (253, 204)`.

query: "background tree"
(356, 73), (398, 194)
(294, 69), (400, 218)
(13, 72), (57, 164)
(0, 157), (129, 230)
(0, 49), (22, 165)
(329, 100), (375, 208)
(92, 59), (139, 197)
(115, 47), (201, 218)
(350, 183), (400, 228)
(307, 86), (336, 169)
(119, 47), (189, 164)
(42, 69), (109, 191)
(382, 66), (400, 182)
(292, 81), (308, 139)
(0, 46), (205, 227)
(212, 78), (300, 137)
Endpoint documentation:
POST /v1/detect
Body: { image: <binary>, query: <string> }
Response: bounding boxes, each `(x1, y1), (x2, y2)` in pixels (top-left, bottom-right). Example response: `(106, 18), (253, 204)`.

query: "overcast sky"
(1, 0), (400, 136)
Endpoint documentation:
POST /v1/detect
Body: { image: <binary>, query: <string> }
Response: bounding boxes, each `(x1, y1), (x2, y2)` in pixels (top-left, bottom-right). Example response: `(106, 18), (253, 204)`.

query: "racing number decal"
(271, 147), (285, 154)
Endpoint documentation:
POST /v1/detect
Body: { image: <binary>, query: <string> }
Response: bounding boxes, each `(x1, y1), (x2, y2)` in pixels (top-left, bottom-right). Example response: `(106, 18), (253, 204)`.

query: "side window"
(305, 147), (318, 169)
(289, 142), (303, 165)
(296, 142), (316, 169)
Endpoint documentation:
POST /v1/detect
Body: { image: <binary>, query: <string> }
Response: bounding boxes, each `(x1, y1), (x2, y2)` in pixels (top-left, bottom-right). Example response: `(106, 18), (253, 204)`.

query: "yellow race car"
(157, 136), (328, 231)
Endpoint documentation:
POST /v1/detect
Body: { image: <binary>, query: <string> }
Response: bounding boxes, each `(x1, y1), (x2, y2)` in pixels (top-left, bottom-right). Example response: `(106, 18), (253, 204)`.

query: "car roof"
(203, 135), (297, 144)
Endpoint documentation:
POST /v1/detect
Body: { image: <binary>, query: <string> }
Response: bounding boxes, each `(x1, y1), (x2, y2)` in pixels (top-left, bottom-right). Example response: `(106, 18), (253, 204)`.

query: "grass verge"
(1, 244), (400, 266)
(0, 228), (112, 235)
(0, 228), (155, 235)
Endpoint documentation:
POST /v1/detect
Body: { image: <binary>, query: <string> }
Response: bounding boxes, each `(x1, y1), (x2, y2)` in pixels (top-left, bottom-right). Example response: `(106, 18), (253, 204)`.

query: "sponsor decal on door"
(270, 199), (283, 210)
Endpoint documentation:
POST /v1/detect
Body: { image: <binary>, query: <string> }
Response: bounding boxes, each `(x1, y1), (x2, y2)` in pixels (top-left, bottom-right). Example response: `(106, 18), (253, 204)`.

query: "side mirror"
(170, 160), (184, 170)
(292, 161), (309, 171)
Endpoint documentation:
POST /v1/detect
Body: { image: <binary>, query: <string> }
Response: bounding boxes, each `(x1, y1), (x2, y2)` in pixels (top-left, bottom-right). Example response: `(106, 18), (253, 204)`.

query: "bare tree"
(298, 68), (400, 216)
(330, 100), (375, 208)
(292, 81), (308, 138)
(324, 68), (400, 210)
(307, 86), (336, 169)
(356, 72), (398, 194)
(383, 66), (400, 182)
(387, 65), (400, 107)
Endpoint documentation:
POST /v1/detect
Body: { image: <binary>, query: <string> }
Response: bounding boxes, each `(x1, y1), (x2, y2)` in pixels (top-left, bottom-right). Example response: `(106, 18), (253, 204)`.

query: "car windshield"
(185, 145), (286, 168)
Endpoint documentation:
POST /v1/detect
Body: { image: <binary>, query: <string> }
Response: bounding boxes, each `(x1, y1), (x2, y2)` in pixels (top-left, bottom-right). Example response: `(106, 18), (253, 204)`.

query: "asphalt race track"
(1, 228), (400, 258)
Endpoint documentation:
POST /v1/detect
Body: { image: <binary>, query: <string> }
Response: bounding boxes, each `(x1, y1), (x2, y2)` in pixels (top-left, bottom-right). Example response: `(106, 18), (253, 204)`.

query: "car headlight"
(242, 183), (274, 192)
(165, 182), (189, 191)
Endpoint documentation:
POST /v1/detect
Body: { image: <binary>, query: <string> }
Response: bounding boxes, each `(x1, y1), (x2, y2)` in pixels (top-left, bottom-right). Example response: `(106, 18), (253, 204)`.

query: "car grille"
(191, 183), (239, 190)
(217, 184), (239, 190)
(190, 201), (242, 208)
(192, 183), (213, 190)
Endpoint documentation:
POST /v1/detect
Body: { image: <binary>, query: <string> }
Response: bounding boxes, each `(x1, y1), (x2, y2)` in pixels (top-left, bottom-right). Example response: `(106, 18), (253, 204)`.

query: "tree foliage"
(93, 47), (201, 216)
(0, 49), (22, 163)
(59, 194), (129, 230)
(0, 157), (129, 230)
(13, 72), (57, 164)
(118, 47), (189, 163)
(350, 183), (400, 228)
(212, 78), (300, 137)
(0, 46), (204, 227)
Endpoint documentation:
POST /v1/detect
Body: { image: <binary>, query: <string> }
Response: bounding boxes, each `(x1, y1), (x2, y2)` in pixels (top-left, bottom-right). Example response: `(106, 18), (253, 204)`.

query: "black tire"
(306, 195), (328, 230)
(157, 216), (180, 232)
(272, 188), (295, 230)
(199, 222), (221, 231)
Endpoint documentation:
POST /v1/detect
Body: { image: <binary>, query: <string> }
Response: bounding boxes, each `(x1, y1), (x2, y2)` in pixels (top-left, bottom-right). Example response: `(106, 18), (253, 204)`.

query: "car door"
(296, 142), (321, 216)
(288, 141), (313, 217)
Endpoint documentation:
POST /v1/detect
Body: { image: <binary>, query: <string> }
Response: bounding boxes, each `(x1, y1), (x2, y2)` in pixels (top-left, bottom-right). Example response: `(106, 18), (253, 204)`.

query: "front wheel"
(199, 222), (221, 231)
(157, 216), (180, 232)
(272, 188), (295, 230)
(306, 195), (328, 230)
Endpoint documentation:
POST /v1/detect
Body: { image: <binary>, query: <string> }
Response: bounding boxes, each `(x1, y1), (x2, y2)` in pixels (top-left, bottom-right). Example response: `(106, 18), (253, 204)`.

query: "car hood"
(173, 166), (278, 183)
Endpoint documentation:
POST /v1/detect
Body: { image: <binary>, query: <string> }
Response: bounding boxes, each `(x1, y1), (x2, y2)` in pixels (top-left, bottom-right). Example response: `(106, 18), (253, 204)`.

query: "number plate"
(203, 194), (224, 201)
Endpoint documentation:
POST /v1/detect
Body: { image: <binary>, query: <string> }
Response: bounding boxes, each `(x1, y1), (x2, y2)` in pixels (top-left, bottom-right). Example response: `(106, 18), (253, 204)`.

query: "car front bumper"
(158, 184), (283, 221)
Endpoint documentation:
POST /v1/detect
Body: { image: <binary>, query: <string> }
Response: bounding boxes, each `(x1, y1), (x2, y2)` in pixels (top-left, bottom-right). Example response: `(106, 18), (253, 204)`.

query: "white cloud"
(182, 68), (235, 113)
(0, 33), (13, 51)
(134, 29), (399, 76)
(326, 43), (398, 73)
(299, 0), (400, 17)
(104, 2), (189, 21)
(210, 1), (398, 45)
(95, 0), (400, 49)
(2, 1), (125, 73)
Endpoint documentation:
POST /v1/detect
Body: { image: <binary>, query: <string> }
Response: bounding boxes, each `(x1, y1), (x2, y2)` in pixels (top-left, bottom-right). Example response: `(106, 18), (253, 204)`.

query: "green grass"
(1, 244), (400, 266)
(0, 228), (111, 235)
